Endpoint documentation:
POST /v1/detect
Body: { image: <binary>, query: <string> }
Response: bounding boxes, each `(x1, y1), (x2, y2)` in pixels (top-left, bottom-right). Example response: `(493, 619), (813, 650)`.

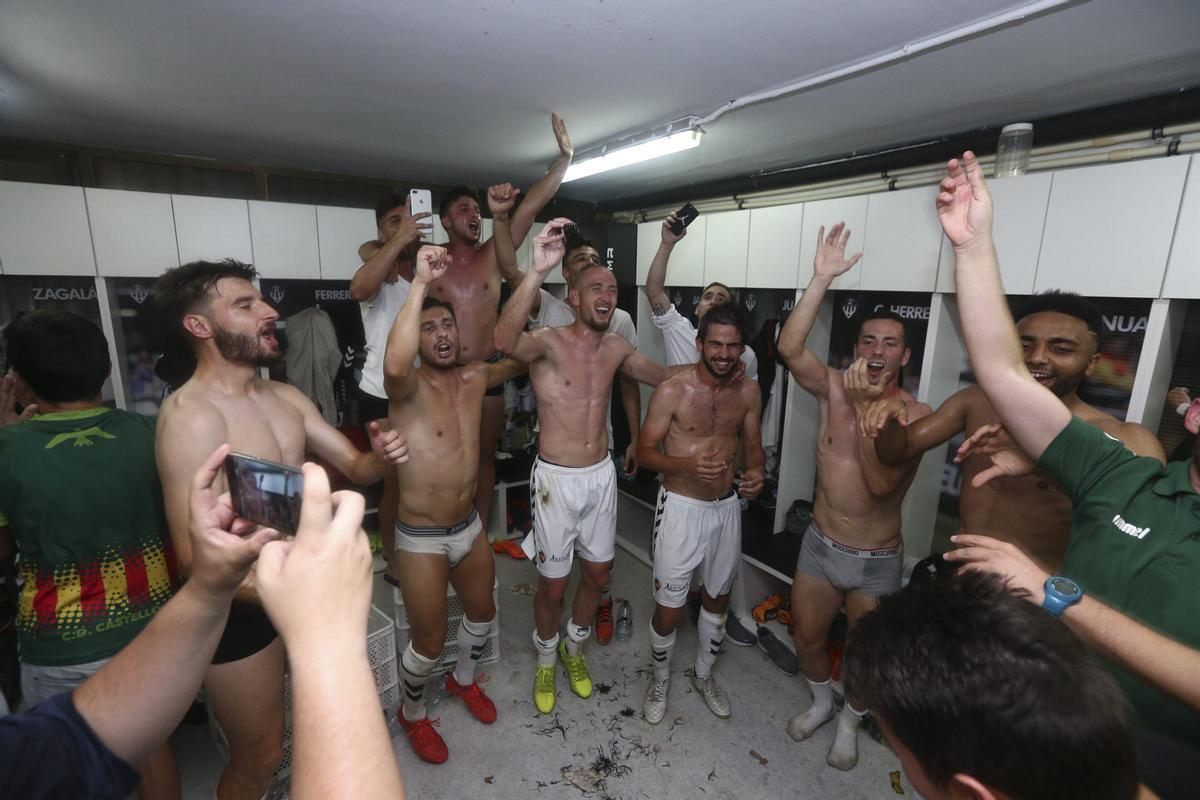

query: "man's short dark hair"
(856, 309), (908, 347)
(701, 281), (733, 298)
(1015, 290), (1104, 339)
(374, 193), (409, 227)
(152, 259), (258, 345)
(697, 303), (748, 345)
(438, 185), (479, 219)
(4, 310), (110, 403)
(421, 296), (456, 319)
(565, 239), (598, 261)
(843, 571), (1138, 800)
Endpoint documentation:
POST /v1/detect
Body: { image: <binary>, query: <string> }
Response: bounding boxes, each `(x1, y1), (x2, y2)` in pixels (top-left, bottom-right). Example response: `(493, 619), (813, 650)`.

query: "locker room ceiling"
(2, 0), (1199, 206)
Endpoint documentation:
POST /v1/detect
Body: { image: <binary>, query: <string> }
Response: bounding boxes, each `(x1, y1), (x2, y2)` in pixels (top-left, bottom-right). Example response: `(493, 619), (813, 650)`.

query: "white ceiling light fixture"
(563, 126), (703, 183)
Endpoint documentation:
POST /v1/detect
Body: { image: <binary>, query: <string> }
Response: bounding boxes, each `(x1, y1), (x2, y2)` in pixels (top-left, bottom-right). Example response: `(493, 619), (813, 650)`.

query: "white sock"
(694, 608), (725, 679)
(786, 677), (836, 741)
(565, 619), (590, 657)
(399, 643), (438, 722)
(828, 703), (866, 770)
(533, 631), (559, 668)
(452, 616), (492, 687)
(649, 622), (676, 680)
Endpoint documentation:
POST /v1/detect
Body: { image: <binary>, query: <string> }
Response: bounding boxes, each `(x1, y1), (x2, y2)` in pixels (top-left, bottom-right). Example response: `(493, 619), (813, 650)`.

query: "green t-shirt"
(0, 408), (178, 666)
(1039, 416), (1200, 751)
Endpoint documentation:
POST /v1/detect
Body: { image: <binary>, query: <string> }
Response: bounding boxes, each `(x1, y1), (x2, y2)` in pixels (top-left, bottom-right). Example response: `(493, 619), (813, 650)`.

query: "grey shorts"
(20, 656), (108, 710)
(795, 522), (903, 598)
(395, 509), (482, 567)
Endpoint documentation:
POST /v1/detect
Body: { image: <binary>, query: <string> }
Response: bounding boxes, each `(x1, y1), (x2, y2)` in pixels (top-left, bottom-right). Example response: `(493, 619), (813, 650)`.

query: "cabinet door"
(936, 172), (1051, 294)
(173, 196), (253, 265)
(1162, 155), (1200, 298)
(746, 203), (804, 288)
(1035, 157), (1188, 297)
(249, 201), (320, 279)
(798, 195), (868, 290)
(86, 188), (179, 277)
(703, 210), (750, 287)
(860, 186), (941, 291)
(0, 181), (96, 275)
(317, 205), (377, 281)
(636, 217), (706, 286)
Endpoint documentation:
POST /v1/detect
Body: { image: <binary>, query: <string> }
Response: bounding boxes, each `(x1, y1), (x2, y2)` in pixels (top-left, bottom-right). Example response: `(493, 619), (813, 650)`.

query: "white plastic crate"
(209, 604), (400, 797)
(392, 580), (500, 674)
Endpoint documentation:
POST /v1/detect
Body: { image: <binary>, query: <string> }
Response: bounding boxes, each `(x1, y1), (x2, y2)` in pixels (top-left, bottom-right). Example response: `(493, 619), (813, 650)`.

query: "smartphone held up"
(225, 452), (304, 535)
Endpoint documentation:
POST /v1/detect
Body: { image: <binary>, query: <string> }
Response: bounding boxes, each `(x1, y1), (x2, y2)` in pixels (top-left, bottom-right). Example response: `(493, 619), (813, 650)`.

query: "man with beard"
(776, 222), (931, 770)
(634, 302), (765, 724)
(495, 220), (665, 714)
(424, 115), (574, 551)
(852, 290), (1164, 573)
(152, 259), (408, 800)
(380, 245), (523, 764)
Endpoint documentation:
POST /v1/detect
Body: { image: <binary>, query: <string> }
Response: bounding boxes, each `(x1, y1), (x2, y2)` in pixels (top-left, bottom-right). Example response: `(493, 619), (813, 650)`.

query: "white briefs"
(651, 487), (742, 608)
(521, 456), (617, 578)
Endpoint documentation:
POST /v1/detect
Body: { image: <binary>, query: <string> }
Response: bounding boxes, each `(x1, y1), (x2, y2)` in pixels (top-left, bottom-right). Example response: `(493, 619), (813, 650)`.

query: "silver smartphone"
(409, 188), (434, 242)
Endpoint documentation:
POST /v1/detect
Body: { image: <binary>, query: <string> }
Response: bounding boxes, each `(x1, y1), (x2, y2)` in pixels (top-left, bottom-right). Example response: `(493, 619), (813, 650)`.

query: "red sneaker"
(491, 537), (527, 559)
(445, 674), (497, 724)
(595, 598), (614, 645)
(398, 714), (448, 764)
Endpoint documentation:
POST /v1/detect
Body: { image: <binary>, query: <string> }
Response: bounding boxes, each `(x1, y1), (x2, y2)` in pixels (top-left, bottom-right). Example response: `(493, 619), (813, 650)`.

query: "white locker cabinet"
(249, 201), (320, 280)
(936, 172), (1052, 295)
(636, 217), (706, 286)
(317, 205), (377, 281)
(85, 188), (179, 278)
(173, 195), (253, 265)
(746, 203), (804, 289)
(860, 186), (942, 292)
(798, 195), (868, 290)
(0, 181), (96, 276)
(1161, 156), (1200, 298)
(702, 210), (750, 287)
(1035, 157), (1189, 297)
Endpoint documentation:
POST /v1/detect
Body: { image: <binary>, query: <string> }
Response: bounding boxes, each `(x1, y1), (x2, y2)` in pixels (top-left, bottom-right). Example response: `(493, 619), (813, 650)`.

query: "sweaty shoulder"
(157, 389), (225, 441)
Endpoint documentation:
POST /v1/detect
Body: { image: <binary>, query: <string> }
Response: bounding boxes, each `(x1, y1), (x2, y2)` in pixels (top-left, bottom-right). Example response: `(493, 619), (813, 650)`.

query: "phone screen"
(225, 453), (304, 535)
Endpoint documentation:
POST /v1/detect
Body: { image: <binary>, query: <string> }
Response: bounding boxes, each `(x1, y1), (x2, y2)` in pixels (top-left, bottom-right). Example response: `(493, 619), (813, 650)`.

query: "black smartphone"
(668, 203), (700, 236)
(562, 221), (584, 250)
(225, 452), (304, 535)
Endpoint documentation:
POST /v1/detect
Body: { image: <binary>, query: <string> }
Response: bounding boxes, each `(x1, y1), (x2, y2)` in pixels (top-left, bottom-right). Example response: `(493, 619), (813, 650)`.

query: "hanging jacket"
(284, 307), (341, 425)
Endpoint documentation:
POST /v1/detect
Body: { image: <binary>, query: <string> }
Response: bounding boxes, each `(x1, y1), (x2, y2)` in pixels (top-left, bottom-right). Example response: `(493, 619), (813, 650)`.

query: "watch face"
(1049, 577), (1079, 597)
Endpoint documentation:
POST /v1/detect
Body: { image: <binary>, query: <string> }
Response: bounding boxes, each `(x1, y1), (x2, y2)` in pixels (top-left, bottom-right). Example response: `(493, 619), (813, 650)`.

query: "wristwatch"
(1041, 576), (1084, 618)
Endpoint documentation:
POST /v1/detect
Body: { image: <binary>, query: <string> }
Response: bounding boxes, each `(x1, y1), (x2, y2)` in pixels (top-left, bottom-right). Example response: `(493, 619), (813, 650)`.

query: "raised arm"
(348, 198), (430, 301)
(777, 222), (861, 397)
(939, 153), (1070, 460)
(487, 182), (545, 311)
(643, 215), (685, 315)
(75, 444), (276, 766)
(842, 359), (931, 495)
(383, 245), (448, 400)
(507, 114), (573, 245)
(495, 219), (568, 360)
(872, 387), (974, 465)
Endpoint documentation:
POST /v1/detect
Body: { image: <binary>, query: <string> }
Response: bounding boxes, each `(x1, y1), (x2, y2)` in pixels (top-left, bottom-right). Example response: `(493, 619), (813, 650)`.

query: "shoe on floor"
(725, 614), (756, 646)
(751, 593), (787, 624)
(491, 537), (527, 559)
(644, 675), (670, 724)
(445, 674), (497, 724)
(398, 715), (448, 764)
(533, 665), (556, 714)
(756, 625), (799, 676)
(595, 598), (614, 645)
(559, 639), (593, 698)
(689, 671), (731, 719)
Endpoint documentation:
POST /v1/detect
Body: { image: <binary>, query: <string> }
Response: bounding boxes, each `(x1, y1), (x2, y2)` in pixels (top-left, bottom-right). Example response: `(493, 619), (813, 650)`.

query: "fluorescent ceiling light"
(563, 128), (703, 182)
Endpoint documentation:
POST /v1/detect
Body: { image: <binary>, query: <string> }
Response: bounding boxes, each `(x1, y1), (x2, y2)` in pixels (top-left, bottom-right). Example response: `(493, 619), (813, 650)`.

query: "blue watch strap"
(1041, 576), (1083, 618)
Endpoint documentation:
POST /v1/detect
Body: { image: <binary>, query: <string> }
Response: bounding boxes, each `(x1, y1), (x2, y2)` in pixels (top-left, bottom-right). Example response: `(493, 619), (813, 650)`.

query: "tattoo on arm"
(651, 300), (668, 316)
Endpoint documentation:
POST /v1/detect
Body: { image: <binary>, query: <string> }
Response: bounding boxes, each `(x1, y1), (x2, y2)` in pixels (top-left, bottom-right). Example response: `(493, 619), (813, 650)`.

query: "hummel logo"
(1112, 514), (1150, 540)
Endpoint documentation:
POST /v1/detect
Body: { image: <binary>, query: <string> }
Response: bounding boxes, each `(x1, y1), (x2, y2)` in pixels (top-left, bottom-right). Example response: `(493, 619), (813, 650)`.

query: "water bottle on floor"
(615, 599), (633, 642)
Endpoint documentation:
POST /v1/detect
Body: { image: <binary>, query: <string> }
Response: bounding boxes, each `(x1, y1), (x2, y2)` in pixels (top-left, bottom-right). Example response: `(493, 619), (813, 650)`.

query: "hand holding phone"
(409, 189), (435, 242)
(668, 203), (699, 236)
(225, 453), (305, 535)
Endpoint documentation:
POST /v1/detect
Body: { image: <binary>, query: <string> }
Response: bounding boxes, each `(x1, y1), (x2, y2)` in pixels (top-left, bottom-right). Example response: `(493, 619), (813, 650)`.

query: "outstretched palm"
(552, 113), (573, 159)
(936, 151), (992, 249)
(813, 222), (861, 279)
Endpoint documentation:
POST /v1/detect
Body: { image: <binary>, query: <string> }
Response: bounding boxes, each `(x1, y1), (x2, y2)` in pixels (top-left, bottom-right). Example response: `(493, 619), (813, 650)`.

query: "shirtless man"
(349, 193), (432, 580)
(491, 182), (642, 644)
(421, 115), (573, 542)
(776, 223), (931, 770)
(380, 245), (524, 764)
(494, 220), (665, 714)
(852, 290), (1164, 572)
(151, 260), (408, 800)
(635, 302), (765, 724)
